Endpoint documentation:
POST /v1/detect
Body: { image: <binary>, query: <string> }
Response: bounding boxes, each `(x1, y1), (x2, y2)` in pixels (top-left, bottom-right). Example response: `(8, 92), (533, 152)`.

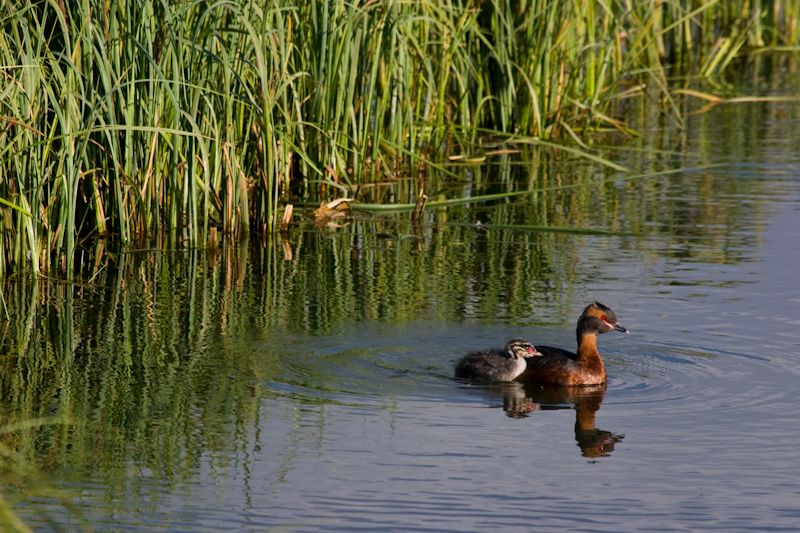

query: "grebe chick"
(516, 302), (628, 386)
(455, 338), (542, 382)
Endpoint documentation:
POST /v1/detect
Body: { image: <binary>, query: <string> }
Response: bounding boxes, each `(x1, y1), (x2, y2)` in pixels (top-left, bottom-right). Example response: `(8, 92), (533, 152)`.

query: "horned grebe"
(516, 302), (627, 386)
(455, 338), (542, 381)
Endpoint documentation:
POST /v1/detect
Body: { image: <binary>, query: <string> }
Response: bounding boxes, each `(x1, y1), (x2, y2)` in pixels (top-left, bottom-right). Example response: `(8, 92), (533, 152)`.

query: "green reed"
(0, 89), (795, 524)
(0, 0), (797, 273)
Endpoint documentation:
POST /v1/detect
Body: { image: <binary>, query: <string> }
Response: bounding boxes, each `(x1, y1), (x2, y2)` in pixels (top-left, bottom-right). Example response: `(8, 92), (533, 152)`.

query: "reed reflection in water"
(1, 98), (800, 531)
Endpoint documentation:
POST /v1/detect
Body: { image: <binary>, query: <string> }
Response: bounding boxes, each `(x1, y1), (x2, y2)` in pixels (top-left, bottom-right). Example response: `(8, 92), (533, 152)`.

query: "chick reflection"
(487, 382), (623, 458)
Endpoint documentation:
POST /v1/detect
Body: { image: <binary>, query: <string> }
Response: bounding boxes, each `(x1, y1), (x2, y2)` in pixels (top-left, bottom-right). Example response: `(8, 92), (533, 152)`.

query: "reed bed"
(0, 92), (795, 526)
(0, 0), (797, 273)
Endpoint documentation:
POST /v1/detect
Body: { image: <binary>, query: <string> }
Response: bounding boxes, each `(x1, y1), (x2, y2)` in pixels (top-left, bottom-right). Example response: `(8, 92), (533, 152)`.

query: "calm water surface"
(3, 100), (800, 531)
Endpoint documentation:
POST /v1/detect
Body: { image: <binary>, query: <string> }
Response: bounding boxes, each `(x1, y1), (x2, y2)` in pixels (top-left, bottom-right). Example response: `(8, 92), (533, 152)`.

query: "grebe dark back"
(516, 302), (627, 386)
(455, 338), (542, 382)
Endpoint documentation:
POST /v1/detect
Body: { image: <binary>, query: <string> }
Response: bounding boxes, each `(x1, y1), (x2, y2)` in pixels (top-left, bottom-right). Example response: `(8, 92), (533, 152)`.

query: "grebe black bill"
(516, 302), (628, 386)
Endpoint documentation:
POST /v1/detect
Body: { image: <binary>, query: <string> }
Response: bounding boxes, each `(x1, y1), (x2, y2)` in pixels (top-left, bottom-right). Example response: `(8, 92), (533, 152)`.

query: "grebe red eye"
(601, 315), (606, 321)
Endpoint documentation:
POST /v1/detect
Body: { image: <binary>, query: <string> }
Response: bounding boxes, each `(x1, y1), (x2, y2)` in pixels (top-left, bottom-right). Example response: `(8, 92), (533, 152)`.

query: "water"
(3, 98), (800, 531)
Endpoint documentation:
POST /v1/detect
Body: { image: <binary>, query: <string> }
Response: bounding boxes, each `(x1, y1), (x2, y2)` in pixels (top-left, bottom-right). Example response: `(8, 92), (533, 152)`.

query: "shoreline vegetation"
(1, 0), (799, 273)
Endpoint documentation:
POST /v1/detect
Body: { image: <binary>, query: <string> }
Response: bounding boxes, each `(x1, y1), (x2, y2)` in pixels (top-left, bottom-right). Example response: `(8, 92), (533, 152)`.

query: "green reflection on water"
(0, 98), (797, 528)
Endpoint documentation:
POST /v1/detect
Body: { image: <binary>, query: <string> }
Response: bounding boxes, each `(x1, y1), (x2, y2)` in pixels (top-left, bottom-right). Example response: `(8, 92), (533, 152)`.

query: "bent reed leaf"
(0, 0), (795, 272)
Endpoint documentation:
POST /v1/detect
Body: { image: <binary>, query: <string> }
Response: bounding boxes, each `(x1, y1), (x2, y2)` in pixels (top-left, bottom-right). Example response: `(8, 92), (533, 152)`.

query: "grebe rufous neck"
(516, 302), (627, 386)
